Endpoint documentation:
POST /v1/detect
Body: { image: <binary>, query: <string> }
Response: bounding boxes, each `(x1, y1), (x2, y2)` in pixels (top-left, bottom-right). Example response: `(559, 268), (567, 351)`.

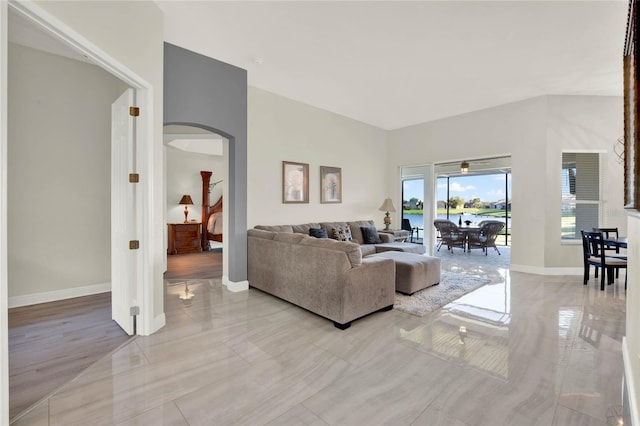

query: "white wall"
(165, 146), (225, 224)
(544, 96), (625, 268)
(387, 95), (624, 273)
(248, 87), (390, 229)
(31, 0), (165, 323)
(7, 43), (127, 301)
(624, 212), (640, 425)
(388, 96), (547, 269)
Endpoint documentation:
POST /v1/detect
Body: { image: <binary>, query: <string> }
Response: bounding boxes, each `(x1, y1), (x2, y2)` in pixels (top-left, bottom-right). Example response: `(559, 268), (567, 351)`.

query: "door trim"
(5, 3), (158, 329)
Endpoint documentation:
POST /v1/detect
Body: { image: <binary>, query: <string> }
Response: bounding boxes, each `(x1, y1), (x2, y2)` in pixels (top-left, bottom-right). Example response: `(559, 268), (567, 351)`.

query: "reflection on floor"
(433, 244), (511, 270)
(13, 259), (627, 426)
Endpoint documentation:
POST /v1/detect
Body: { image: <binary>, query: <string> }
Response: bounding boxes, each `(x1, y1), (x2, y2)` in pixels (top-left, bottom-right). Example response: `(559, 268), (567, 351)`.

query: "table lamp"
(378, 198), (396, 230)
(179, 195), (194, 222)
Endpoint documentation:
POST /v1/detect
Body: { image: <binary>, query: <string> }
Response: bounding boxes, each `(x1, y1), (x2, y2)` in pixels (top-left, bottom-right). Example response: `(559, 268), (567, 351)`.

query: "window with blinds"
(561, 152), (600, 240)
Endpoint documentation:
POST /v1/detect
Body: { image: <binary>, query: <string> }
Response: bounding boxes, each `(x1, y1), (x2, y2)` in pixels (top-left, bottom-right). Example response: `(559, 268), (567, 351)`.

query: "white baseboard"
(8, 282), (111, 308)
(510, 264), (583, 276)
(623, 337), (639, 426)
(222, 275), (249, 292)
(152, 313), (166, 335)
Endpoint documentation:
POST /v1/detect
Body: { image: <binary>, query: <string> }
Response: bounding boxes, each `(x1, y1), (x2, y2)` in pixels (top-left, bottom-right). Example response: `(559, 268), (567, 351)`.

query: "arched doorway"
(164, 42), (248, 291)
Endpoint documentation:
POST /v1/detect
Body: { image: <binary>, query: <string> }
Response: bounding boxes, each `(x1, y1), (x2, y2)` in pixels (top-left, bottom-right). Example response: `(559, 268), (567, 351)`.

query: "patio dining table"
(457, 226), (480, 251)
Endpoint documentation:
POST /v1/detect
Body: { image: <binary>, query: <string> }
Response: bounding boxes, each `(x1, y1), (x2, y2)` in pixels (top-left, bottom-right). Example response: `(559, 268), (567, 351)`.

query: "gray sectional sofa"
(247, 220), (427, 329)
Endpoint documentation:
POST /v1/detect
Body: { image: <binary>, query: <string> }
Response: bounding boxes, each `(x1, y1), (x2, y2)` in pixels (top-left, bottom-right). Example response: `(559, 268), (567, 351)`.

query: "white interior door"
(111, 88), (136, 335)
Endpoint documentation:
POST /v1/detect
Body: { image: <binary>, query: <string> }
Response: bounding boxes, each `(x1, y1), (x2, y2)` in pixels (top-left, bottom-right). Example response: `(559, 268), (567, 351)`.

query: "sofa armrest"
(341, 257), (395, 323)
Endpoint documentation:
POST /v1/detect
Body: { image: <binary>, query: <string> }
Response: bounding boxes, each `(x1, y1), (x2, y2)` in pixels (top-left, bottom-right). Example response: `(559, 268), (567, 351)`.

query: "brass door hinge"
(129, 173), (139, 183)
(129, 240), (140, 250)
(129, 106), (140, 117)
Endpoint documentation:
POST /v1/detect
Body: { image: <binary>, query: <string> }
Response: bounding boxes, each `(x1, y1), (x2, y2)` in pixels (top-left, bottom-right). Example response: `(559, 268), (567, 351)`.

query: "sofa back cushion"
(309, 228), (329, 238)
(273, 233), (306, 244)
(299, 237), (362, 267)
(319, 222), (348, 239)
(292, 223), (321, 234)
(346, 220), (376, 244)
(247, 229), (276, 240)
(255, 224), (294, 233)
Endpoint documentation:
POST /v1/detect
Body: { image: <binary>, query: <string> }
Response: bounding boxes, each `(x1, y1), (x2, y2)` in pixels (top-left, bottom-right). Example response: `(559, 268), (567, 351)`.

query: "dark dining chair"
(581, 230), (627, 291)
(402, 218), (418, 243)
(467, 220), (505, 255)
(433, 219), (466, 253)
(592, 227), (627, 278)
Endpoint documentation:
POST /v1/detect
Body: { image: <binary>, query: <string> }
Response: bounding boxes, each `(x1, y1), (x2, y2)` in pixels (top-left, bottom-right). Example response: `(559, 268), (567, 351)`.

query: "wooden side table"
(379, 229), (411, 242)
(168, 222), (202, 255)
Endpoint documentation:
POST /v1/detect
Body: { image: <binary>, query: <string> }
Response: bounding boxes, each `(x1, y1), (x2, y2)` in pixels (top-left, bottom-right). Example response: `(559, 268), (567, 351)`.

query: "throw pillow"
(309, 228), (328, 239)
(332, 226), (353, 242)
(361, 226), (383, 244)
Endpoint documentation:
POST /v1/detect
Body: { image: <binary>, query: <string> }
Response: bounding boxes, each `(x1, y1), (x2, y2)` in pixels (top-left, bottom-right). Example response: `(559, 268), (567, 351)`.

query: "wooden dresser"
(167, 222), (202, 255)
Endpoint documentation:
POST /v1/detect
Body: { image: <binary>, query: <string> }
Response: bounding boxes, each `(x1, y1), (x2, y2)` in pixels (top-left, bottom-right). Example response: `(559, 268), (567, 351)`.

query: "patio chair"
(402, 218), (418, 243)
(467, 220), (505, 255)
(581, 230), (627, 291)
(433, 219), (466, 253)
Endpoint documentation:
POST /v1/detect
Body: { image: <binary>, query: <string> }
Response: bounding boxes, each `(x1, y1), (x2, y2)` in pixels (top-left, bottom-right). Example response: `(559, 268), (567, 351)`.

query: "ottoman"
(372, 251), (441, 294)
(374, 242), (427, 255)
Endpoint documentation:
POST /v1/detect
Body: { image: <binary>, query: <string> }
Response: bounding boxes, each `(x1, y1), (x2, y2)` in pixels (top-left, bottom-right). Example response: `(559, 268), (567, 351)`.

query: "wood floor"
(8, 250), (223, 422)
(8, 293), (130, 420)
(165, 249), (223, 280)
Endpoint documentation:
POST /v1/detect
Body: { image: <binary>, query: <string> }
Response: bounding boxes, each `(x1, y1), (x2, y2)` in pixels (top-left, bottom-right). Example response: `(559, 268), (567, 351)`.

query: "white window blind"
(561, 152), (600, 240)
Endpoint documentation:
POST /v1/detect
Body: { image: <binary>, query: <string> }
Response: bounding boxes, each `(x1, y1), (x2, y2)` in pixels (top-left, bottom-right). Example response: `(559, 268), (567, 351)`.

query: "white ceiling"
(9, 2), (629, 132)
(158, 0), (629, 130)
(8, 7), (91, 64)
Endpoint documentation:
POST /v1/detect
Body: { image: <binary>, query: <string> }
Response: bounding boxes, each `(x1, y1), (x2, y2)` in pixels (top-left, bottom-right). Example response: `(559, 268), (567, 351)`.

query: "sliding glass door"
(402, 178), (424, 243)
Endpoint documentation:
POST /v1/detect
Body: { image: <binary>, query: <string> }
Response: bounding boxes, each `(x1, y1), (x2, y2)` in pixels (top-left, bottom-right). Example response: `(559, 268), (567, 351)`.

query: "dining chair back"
(592, 227), (627, 278)
(581, 230), (627, 291)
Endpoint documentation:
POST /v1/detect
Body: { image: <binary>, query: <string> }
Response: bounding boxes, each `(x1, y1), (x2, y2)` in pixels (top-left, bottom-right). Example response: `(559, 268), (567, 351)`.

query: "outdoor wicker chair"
(467, 220), (505, 255)
(433, 219), (466, 252)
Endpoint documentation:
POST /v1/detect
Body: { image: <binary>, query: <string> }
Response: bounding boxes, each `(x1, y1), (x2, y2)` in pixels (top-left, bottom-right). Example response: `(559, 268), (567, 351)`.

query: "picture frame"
(282, 161), (309, 203)
(624, 0), (640, 210)
(320, 166), (342, 204)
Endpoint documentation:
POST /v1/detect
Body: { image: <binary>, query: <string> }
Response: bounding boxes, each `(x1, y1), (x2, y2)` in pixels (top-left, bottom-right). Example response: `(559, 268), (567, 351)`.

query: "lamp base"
(383, 212), (391, 230)
(184, 207), (189, 223)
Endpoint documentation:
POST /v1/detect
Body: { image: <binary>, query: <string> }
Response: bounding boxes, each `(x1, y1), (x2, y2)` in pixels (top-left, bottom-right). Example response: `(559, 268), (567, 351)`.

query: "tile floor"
(12, 260), (626, 426)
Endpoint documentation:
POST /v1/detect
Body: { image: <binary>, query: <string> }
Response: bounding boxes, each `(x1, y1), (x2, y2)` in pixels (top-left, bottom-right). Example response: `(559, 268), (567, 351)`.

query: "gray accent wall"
(163, 43), (248, 283)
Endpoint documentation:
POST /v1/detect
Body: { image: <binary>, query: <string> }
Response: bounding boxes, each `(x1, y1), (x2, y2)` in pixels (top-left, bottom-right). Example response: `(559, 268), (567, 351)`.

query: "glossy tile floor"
(12, 261), (626, 426)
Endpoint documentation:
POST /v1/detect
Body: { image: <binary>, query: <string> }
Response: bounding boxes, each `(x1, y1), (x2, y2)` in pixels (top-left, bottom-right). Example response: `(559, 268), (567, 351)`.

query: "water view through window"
(402, 173), (512, 246)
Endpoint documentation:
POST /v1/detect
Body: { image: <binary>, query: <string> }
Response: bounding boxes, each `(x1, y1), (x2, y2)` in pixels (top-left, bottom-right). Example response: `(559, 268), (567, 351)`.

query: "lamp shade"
(378, 198), (396, 212)
(460, 161), (469, 174)
(179, 195), (193, 205)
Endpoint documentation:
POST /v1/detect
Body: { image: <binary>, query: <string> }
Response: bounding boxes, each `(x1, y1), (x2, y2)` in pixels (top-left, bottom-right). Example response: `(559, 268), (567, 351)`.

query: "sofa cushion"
(299, 237), (362, 267)
(255, 224), (294, 233)
(359, 244), (377, 257)
(247, 229), (276, 240)
(361, 226), (383, 244)
(375, 242), (427, 254)
(273, 232), (306, 244)
(309, 228), (328, 238)
(319, 222), (348, 239)
(332, 225), (353, 242)
(346, 220), (376, 244)
(292, 223), (321, 234)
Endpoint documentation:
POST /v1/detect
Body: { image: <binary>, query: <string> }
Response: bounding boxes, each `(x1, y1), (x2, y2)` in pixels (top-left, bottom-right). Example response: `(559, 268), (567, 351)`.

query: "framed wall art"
(282, 161), (309, 203)
(320, 166), (342, 203)
(624, 0), (640, 210)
